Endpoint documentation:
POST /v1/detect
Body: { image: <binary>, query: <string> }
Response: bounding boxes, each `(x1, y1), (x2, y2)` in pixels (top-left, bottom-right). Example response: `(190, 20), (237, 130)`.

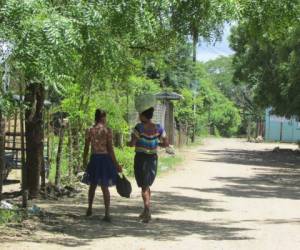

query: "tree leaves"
(231, 0), (300, 117)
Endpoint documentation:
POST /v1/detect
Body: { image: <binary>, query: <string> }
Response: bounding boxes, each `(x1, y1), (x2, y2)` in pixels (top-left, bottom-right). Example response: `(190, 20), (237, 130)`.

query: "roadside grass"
(158, 154), (183, 175)
(116, 147), (184, 176)
(0, 209), (24, 225)
(48, 156), (69, 184)
(48, 136), (202, 181)
(185, 137), (203, 148)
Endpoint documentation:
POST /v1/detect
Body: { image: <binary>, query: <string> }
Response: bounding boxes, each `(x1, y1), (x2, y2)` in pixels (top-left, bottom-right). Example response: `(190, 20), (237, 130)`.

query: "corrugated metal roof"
(155, 92), (183, 100)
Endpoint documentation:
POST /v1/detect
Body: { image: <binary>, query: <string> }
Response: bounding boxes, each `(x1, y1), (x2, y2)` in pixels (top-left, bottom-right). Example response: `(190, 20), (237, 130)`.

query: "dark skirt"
(134, 152), (157, 188)
(82, 154), (117, 187)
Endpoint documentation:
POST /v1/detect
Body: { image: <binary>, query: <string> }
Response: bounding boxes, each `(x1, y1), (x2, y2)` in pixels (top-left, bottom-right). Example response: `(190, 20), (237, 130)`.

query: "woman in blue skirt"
(82, 109), (122, 221)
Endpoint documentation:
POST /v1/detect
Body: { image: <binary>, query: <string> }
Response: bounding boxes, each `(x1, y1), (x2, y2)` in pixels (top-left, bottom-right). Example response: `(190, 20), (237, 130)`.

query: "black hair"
(141, 107), (154, 120)
(95, 109), (106, 123)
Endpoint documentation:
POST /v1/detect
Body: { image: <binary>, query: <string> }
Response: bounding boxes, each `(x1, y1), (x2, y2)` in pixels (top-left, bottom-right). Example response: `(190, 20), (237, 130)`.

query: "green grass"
(186, 137), (203, 148)
(48, 135), (70, 183)
(158, 154), (183, 174)
(49, 145), (136, 181)
(48, 156), (70, 183)
(115, 147), (184, 176)
(48, 140), (186, 180)
(0, 209), (23, 225)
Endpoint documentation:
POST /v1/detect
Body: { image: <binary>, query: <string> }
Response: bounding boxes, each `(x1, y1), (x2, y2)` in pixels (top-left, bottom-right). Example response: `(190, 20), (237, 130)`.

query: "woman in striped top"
(127, 107), (169, 223)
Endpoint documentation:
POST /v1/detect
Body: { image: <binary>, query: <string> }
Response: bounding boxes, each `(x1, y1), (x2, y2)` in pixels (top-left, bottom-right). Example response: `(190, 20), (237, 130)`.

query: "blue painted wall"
(265, 109), (300, 142)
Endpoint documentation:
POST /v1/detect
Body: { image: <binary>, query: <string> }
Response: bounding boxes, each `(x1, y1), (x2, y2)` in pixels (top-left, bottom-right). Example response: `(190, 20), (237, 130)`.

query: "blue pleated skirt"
(82, 154), (117, 187)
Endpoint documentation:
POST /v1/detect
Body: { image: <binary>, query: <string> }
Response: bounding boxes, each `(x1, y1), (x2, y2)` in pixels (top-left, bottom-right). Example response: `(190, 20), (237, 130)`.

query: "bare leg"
(142, 186), (150, 211)
(87, 184), (97, 216)
(141, 186), (151, 222)
(101, 186), (111, 221)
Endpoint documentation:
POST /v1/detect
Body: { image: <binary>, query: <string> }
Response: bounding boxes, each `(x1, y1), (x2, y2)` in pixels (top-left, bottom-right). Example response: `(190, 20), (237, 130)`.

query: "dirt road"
(2, 138), (300, 250)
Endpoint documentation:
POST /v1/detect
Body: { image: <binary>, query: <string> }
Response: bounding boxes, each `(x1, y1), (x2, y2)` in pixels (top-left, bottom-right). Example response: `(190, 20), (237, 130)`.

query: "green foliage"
(204, 56), (235, 98)
(114, 147), (135, 176)
(0, 92), (14, 115)
(230, 1), (300, 117)
(171, 0), (234, 42)
(204, 56), (263, 135)
(48, 135), (69, 183)
(174, 62), (241, 138)
(175, 88), (197, 127)
(0, 0), (246, 188)
(199, 77), (241, 137)
(236, 0), (299, 40)
(0, 209), (23, 225)
(116, 147), (184, 176)
(128, 76), (160, 96)
(94, 93), (129, 134)
(210, 98), (241, 137)
(0, 0), (80, 88)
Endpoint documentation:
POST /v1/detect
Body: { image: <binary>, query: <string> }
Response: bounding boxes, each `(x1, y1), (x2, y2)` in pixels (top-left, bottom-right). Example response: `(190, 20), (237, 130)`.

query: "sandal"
(86, 208), (92, 217)
(102, 215), (112, 223)
(139, 210), (146, 220)
(142, 211), (151, 223)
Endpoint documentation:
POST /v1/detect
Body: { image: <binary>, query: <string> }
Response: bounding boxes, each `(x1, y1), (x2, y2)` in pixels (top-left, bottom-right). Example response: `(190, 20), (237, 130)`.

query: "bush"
(115, 147), (135, 176)
(0, 209), (23, 225)
(115, 147), (183, 176)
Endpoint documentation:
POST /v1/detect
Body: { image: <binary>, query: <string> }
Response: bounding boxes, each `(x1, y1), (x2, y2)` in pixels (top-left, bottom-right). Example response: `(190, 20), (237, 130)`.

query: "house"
(265, 108), (300, 142)
(155, 92), (183, 145)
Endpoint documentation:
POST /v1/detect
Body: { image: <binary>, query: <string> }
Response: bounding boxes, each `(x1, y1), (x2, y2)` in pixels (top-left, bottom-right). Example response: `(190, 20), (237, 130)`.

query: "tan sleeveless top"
(86, 124), (113, 154)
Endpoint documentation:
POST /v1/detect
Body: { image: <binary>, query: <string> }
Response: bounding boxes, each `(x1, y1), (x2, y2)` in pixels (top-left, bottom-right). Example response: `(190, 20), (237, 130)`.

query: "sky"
(197, 23), (235, 62)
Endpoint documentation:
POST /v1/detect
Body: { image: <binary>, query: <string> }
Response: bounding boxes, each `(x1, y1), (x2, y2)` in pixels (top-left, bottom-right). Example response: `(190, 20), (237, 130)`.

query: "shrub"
(115, 147), (135, 176)
(0, 209), (23, 225)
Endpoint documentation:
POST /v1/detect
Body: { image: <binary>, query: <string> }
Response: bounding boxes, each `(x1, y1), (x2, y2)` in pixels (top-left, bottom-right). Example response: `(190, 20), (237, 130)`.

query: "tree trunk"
(247, 116), (251, 141)
(20, 107), (28, 207)
(55, 126), (65, 188)
(46, 109), (51, 176)
(71, 125), (80, 174)
(0, 112), (5, 201)
(40, 157), (46, 196)
(25, 83), (45, 199)
(19, 83), (28, 207)
(68, 126), (73, 178)
(126, 83), (130, 124)
(114, 132), (123, 147)
(192, 32), (198, 63)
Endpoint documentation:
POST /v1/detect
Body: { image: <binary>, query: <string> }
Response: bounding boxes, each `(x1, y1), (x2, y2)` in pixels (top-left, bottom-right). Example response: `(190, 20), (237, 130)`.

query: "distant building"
(155, 92), (183, 145)
(129, 92), (184, 146)
(265, 108), (300, 142)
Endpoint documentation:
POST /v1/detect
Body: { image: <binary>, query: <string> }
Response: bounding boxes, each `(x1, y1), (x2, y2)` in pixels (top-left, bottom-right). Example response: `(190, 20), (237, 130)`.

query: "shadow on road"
(193, 148), (300, 200)
(197, 148), (299, 168)
(2, 190), (252, 246)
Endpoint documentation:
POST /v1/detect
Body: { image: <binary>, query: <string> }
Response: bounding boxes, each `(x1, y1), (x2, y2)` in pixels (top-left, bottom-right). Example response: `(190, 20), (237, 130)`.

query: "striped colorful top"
(133, 123), (166, 154)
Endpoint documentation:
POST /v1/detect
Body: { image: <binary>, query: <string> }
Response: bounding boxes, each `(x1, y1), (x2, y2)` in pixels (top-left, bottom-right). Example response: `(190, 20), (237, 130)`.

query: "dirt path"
(2, 138), (300, 250)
